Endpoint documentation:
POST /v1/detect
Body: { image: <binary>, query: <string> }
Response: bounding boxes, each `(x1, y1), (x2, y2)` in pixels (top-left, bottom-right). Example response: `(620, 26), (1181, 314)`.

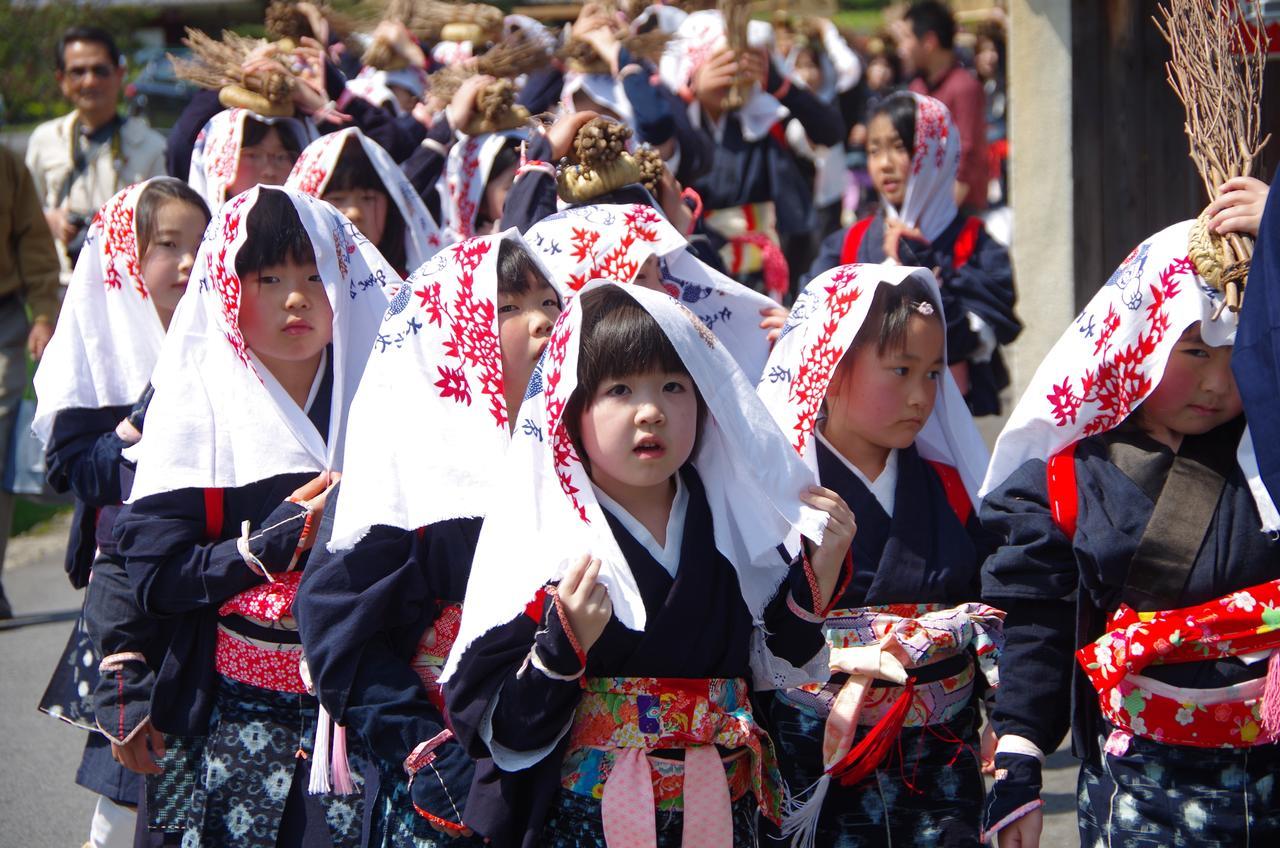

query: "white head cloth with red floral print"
(757, 263), (989, 506)
(658, 10), (788, 143)
(327, 230), (560, 550)
(883, 93), (959, 244)
(981, 220), (1278, 529)
(525, 203), (779, 380)
(286, 126), (445, 271)
(443, 130), (525, 243)
(33, 179), (179, 446)
(440, 281), (829, 693)
(188, 108), (316, 211)
(127, 186), (396, 502)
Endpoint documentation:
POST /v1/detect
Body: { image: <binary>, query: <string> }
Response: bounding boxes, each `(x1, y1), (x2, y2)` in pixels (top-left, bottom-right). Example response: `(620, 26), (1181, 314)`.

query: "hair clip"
(912, 300), (935, 316)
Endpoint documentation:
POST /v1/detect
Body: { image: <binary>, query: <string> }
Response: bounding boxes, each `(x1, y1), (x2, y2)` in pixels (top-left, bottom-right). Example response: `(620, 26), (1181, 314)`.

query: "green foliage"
(0, 0), (149, 126)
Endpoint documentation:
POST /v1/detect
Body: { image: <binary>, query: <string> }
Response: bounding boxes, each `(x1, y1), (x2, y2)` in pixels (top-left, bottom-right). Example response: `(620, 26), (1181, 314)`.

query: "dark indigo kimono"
(444, 467), (832, 848)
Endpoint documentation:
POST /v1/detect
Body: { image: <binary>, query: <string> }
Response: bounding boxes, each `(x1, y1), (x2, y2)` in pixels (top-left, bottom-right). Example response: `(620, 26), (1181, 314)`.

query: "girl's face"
(140, 199), (207, 329)
(1134, 323), (1242, 450)
(631, 254), (665, 293)
(579, 369), (699, 498)
(479, 163), (519, 235)
(793, 48), (823, 93)
(826, 313), (944, 454)
(866, 55), (893, 91)
(324, 187), (389, 247)
(238, 256), (334, 366)
(498, 274), (561, 424)
(866, 112), (911, 207)
(229, 127), (297, 198)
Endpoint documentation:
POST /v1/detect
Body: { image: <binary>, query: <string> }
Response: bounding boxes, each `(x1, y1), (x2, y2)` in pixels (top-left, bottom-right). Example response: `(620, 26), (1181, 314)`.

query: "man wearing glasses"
(25, 26), (165, 289)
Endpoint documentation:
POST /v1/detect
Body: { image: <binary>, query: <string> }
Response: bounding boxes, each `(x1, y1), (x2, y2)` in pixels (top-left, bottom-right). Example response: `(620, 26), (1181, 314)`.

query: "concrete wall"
(1004, 0), (1075, 402)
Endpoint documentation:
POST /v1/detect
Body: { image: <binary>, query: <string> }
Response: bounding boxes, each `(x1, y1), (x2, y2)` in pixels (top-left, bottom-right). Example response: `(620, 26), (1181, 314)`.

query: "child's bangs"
(577, 285), (690, 396)
(234, 188), (315, 278)
(325, 137), (387, 195)
(497, 239), (553, 297)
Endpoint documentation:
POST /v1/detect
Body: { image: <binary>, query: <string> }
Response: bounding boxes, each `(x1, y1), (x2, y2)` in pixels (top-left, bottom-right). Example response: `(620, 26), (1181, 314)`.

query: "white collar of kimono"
(815, 428), (898, 517)
(883, 93), (960, 244)
(327, 230), (562, 551)
(593, 472), (688, 577)
(33, 179), (170, 446)
(444, 130), (527, 243)
(983, 220), (1279, 531)
(286, 126), (445, 270)
(659, 10), (788, 143)
(524, 202), (778, 380)
(757, 263), (989, 509)
(187, 108), (316, 210)
(126, 186), (395, 501)
(440, 281), (827, 683)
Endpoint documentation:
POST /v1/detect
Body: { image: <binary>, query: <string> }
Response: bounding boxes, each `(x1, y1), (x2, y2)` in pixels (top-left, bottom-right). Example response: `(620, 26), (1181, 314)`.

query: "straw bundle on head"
(381, 0), (505, 43)
(171, 28), (298, 117)
(426, 33), (547, 131)
(1156, 0), (1270, 312)
(558, 28), (673, 74)
(718, 0), (751, 110)
(557, 117), (645, 202)
(633, 144), (665, 196)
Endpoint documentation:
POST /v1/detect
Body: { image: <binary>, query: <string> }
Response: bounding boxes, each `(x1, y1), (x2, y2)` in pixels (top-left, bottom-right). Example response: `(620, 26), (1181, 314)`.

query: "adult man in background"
(0, 146), (62, 619)
(25, 26), (165, 283)
(899, 1), (989, 212)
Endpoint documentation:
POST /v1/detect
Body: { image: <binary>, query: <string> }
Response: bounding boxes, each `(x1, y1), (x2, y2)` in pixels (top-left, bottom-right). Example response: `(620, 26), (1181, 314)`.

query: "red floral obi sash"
(214, 572), (307, 694)
(410, 602), (462, 712)
(1077, 578), (1280, 748)
(561, 676), (782, 844)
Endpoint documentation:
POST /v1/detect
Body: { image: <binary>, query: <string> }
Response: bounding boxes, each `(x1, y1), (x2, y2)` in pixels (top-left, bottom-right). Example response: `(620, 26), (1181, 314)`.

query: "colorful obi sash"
(1077, 578), (1280, 749)
(410, 602), (462, 712)
(561, 676), (782, 846)
(215, 572), (307, 694)
(703, 202), (788, 301)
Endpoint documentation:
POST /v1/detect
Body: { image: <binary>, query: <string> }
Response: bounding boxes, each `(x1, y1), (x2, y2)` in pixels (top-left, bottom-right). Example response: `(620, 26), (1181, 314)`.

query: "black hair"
(849, 275), (944, 357)
(56, 26), (120, 72)
(497, 238), (554, 297)
(562, 284), (704, 470)
(905, 1), (957, 50)
(867, 40), (903, 87)
(870, 91), (917, 152)
(135, 178), (211, 258)
(242, 117), (303, 157)
(234, 188), (314, 278)
(325, 136), (406, 273)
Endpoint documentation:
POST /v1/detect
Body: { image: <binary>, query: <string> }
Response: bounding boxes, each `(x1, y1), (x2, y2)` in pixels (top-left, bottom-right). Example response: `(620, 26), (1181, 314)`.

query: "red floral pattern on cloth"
(562, 676), (783, 822)
(449, 137), (483, 240)
(410, 602), (462, 712)
(219, 570), (303, 621)
(540, 301), (591, 523)
(1047, 255), (1191, 435)
(207, 192), (255, 369)
(1077, 578), (1280, 748)
(95, 188), (146, 298)
(214, 628), (308, 693)
(913, 96), (951, 175)
(414, 240), (506, 425)
(563, 206), (664, 292)
(289, 132), (337, 197)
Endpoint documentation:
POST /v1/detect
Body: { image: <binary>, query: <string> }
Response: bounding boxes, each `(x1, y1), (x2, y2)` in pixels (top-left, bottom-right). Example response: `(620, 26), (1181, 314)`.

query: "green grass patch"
(832, 8), (887, 32)
(13, 499), (68, 537)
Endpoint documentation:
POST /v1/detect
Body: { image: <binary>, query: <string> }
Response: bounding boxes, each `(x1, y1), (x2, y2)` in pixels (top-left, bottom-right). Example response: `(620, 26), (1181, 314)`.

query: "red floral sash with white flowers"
(1077, 577), (1280, 748)
(410, 602), (462, 712)
(214, 572), (308, 694)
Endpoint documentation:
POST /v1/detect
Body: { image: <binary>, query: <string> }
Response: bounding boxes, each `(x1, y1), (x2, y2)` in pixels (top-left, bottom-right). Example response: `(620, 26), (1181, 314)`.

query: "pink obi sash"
(562, 676), (782, 846)
(214, 572), (307, 694)
(1077, 578), (1280, 748)
(410, 602), (462, 712)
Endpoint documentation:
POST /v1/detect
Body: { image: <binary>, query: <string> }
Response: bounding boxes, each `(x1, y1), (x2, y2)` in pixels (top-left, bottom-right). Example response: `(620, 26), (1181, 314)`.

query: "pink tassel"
(331, 725), (355, 795)
(1262, 650), (1280, 740)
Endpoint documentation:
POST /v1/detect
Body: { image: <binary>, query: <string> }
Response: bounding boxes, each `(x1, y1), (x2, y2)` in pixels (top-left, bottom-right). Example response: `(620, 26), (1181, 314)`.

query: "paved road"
(0, 513), (1082, 846)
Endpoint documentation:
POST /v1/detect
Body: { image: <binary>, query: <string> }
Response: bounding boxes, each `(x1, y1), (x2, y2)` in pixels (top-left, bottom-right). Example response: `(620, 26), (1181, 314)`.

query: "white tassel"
(779, 774), (831, 848)
(308, 705), (333, 794)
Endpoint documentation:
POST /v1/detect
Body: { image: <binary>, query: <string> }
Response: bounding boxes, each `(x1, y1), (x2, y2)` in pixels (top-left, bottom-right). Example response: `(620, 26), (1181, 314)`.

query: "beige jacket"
(25, 111), (166, 282)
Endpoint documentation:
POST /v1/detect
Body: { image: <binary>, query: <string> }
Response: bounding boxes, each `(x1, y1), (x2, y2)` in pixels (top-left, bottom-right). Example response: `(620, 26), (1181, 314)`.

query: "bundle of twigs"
(719, 0), (751, 110)
(171, 28), (298, 117)
(1156, 0), (1270, 312)
(559, 28), (672, 73)
(557, 117), (645, 202)
(427, 35), (549, 101)
(376, 0), (505, 44)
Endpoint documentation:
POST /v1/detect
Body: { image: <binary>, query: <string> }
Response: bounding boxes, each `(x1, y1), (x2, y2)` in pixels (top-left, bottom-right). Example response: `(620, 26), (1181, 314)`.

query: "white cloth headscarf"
(440, 281), (828, 687)
(127, 186), (395, 501)
(33, 179), (185, 445)
(525, 202), (778, 380)
(758, 263), (989, 507)
(982, 220), (1279, 530)
(443, 130), (526, 242)
(188, 108), (316, 210)
(559, 73), (636, 127)
(659, 10), (788, 143)
(328, 231), (560, 550)
(882, 93), (960, 244)
(287, 127), (445, 270)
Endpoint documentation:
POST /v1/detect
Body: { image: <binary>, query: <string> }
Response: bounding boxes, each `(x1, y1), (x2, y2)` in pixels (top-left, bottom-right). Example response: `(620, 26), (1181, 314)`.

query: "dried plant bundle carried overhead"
(559, 25), (673, 74)
(633, 144), (665, 196)
(718, 0), (750, 110)
(1156, 0), (1270, 312)
(375, 0), (505, 44)
(171, 28), (298, 117)
(426, 34), (548, 132)
(557, 117), (645, 203)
